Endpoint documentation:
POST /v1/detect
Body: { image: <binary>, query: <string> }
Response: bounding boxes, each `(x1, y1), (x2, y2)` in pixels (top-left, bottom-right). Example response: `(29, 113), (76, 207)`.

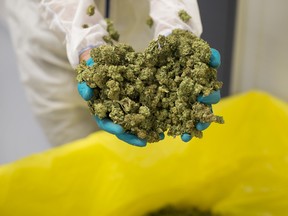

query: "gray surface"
(198, 0), (237, 97)
(0, 21), (50, 165)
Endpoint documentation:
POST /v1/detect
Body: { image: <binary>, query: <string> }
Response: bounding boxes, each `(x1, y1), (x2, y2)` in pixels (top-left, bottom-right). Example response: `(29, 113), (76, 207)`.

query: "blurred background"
(1, 0), (288, 164)
(0, 3), (50, 164)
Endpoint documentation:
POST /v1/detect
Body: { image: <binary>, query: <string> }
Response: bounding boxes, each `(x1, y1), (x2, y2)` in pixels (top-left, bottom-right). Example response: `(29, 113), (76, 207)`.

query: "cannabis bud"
(76, 29), (223, 143)
(102, 19), (120, 44)
(146, 17), (154, 28)
(86, 5), (95, 16)
(178, 10), (192, 23)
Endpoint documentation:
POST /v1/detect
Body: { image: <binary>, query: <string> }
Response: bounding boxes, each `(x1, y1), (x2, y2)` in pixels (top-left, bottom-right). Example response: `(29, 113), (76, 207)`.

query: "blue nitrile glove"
(181, 48), (221, 142)
(78, 58), (158, 147)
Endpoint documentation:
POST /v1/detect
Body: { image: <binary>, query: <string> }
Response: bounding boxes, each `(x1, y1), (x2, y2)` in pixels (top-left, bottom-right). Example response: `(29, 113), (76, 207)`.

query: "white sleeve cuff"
(40, 0), (108, 68)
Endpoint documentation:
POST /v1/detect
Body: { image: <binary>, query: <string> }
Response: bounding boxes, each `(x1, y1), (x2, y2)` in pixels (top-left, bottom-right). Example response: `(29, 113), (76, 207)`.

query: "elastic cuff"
(78, 42), (106, 57)
(79, 45), (97, 57)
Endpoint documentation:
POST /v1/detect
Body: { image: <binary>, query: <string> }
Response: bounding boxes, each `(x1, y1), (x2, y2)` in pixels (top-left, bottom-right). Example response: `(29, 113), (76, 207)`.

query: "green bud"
(86, 5), (95, 16)
(178, 10), (192, 23)
(82, 24), (89, 29)
(105, 18), (120, 42)
(75, 29), (223, 143)
(146, 17), (154, 28)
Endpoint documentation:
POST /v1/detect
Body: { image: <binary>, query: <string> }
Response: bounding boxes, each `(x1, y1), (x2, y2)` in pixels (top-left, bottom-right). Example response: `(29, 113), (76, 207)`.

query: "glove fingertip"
(106, 124), (124, 134)
(116, 133), (147, 147)
(159, 133), (165, 140)
(181, 133), (192, 142)
(77, 82), (94, 101)
(196, 122), (211, 131)
(210, 90), (221, 104)
(131, 139), (147, 147)
(209, 48), (221, 68)
(197, 90), (221, 104)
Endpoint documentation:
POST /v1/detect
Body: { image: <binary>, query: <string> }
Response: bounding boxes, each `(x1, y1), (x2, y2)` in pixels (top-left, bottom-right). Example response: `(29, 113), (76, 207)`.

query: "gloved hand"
(181, 48), (221, 142)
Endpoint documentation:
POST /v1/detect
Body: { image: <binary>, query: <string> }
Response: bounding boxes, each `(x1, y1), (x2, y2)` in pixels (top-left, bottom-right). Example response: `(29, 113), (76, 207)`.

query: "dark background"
(198, 0), (238, 97)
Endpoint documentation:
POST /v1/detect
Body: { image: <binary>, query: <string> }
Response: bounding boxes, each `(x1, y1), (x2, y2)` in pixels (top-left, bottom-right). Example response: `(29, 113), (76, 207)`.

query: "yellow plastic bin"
(0, 91), (288, 216)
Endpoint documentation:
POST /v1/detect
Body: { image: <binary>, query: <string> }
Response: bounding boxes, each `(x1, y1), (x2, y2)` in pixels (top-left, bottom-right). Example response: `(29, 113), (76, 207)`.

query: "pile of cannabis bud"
(76, 29), (223, 143)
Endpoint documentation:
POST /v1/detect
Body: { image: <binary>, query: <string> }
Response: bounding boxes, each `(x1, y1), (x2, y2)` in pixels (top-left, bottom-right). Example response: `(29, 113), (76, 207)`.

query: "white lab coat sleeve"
(149, 0), (203, 38)
(40, 0), (108, 68)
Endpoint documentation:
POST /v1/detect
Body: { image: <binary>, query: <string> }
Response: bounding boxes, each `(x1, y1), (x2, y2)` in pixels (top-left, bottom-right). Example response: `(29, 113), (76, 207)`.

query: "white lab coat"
(4, 0), (202, 146)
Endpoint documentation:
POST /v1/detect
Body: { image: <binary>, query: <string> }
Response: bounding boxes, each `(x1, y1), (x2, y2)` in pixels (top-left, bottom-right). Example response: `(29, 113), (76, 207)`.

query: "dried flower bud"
(82, 24), (89, 29)
(76, 29), (223, 143)
(146, 17), (154, 28)
(86, 5), (95, 16)
(178, 10), (192, 23)
(105, 18), (120, 42)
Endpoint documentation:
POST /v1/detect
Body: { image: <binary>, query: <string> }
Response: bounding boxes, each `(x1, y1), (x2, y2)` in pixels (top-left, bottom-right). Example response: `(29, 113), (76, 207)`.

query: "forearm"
(149, 0), (202, 38)
(40, 0), (108, 68)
